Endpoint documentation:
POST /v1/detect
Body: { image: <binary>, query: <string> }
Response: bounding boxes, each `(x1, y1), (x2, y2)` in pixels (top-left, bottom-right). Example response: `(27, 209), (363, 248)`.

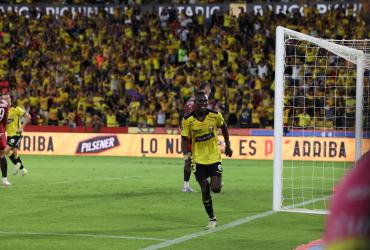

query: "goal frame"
(272, 26), (365, 213)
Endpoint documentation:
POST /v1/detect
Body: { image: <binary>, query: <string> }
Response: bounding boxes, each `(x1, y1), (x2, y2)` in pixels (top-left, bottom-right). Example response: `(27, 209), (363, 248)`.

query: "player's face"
(1, 94), (11, 106)
(195, 95), (208, 115)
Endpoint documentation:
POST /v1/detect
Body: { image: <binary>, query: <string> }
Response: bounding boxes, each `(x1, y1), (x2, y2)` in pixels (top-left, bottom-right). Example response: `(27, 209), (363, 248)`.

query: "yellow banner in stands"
(18, 132), (370, 162)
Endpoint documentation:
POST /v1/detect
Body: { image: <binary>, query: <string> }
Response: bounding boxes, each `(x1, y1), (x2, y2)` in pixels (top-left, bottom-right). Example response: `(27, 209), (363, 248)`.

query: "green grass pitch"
(0, 156), (330, 250)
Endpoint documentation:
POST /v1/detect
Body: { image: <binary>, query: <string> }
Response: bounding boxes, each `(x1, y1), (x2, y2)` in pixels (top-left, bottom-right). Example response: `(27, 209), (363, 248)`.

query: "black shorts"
(192, 162), (223, 182)
(7, 135), (23, 149)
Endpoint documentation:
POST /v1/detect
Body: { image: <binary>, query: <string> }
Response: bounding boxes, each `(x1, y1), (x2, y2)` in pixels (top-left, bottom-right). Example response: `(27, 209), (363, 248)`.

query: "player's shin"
(1, 157), (11, 185)
(9, 152), (18, 165)
(16, 157), (24, 169)
(203, 195), (215, 219)
(202, 186), (214, 219)
(184, 167), (191, 182)
(0, 157), (7, 177)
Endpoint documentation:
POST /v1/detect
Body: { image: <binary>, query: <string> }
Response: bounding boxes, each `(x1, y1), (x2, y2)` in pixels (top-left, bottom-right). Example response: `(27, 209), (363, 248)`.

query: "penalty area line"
(0, 231), (167, 242)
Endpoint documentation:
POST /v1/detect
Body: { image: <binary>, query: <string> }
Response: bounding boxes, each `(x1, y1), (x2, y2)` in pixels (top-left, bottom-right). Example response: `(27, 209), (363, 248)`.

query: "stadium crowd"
(0, 3), (369, 129)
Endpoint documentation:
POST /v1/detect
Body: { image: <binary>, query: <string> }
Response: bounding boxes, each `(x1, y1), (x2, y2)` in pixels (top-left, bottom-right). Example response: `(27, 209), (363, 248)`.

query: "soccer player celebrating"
(181, 91), (233, 229)
(0, 91), (11, 186)
(182, 83), (212, 192)
(5, 97), (31, 176)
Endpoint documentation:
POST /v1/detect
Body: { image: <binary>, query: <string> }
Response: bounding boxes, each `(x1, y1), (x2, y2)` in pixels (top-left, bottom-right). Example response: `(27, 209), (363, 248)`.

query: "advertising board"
(19, 132), (369, 162)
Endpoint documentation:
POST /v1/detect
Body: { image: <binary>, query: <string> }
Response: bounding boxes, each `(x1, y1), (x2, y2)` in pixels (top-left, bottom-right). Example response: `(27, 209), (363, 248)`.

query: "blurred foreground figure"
(324, 150), (370, 250)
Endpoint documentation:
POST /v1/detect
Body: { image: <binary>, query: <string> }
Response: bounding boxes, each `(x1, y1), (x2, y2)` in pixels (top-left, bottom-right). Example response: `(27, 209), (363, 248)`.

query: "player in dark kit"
(181, 92), (232, 229)
(0, 91), (11, 186)
(182, 83), (212, 192)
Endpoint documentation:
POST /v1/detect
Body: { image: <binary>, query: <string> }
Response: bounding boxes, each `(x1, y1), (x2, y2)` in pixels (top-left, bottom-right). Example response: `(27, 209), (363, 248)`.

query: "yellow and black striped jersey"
(7, 106), (26, 136)
(181, 110), (224, 165)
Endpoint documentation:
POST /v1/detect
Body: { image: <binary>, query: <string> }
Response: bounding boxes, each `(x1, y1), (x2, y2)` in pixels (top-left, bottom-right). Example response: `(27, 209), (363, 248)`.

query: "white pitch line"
(0, 231), (167, 242)
(143, 197), (329, 250)
(142, 210), (274, 250)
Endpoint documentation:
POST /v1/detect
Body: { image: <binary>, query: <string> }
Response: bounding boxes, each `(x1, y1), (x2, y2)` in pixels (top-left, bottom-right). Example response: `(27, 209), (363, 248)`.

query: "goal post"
(273, 26), (285, 212)
(273, 26), (369, 213)
(355, 56), (364, 161)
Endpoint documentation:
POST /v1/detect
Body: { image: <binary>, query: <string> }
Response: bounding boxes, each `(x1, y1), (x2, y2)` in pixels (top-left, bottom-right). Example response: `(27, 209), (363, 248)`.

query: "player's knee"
(211, 186), (221, 193)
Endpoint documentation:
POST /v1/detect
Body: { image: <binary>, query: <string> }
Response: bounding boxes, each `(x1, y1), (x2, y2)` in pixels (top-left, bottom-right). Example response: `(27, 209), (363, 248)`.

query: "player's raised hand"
(225, 146), (233, 157)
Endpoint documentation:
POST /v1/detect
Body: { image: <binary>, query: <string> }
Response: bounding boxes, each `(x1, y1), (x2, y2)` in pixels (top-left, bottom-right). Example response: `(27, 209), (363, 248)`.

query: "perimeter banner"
(18, 132), (370, 162)
(0, 3), (229, 20)
(243, 1), (364, 16)
(0, 1), (363, 19)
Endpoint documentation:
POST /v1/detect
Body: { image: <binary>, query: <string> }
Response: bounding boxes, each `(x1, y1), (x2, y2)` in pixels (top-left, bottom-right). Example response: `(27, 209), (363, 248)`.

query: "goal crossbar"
(280, 27), (370, 70)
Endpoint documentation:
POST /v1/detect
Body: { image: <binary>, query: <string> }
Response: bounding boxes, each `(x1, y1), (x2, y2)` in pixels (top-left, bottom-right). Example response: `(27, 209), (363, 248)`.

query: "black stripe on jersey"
(207, 109), (218, 114)
(195, 133), (214, 142)
(183, 112), (195, 120)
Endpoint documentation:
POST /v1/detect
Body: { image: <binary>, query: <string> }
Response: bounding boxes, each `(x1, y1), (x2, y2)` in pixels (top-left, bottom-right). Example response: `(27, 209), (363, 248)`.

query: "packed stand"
(0, 4), (369, 129)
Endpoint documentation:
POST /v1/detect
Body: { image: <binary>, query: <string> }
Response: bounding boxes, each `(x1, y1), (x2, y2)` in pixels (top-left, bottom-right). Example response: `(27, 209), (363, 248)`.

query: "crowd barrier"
(18, 132), (370, 162)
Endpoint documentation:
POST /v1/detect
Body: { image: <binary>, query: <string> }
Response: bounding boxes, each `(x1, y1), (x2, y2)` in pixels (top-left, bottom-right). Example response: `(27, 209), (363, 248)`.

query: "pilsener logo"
(76, 136), (120, 154)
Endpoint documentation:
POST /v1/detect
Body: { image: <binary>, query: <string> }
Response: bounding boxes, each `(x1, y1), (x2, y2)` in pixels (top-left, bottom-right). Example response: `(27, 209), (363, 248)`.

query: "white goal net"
(273, 26), (370, 214)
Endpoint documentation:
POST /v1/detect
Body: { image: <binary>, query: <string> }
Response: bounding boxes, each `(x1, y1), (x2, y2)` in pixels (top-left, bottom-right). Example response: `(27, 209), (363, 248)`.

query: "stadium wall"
(18, 132), (370, 162)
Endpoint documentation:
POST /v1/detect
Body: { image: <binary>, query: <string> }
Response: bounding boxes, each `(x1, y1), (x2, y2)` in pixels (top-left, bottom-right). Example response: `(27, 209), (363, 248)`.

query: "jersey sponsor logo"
(195, 132), (214, 142)
(76, 136), (120, 154)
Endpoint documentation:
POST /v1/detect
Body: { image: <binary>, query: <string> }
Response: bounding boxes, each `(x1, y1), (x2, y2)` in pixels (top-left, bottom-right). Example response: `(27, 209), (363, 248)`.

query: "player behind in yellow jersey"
(181, 92), (233, 229)
(5, 102), (31, 176)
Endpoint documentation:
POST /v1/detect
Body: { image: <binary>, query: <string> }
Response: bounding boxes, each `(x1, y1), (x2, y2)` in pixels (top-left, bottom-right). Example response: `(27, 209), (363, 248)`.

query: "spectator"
(106, 108), (118, 127)
(48, 103), (59, 126)
(0, 3), (367, 130)
(297, 109), (311, 129)
(92, 114), (103, 132)
(157, 109), (166, 127)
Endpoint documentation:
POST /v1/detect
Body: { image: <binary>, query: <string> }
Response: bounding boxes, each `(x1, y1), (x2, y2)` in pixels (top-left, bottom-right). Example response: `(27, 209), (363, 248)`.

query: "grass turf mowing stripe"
(0, 231), (167, 241)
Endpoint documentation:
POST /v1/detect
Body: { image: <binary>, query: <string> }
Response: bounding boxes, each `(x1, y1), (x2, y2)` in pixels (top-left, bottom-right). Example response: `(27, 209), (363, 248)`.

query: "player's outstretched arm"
(221, 122), (232, 157)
